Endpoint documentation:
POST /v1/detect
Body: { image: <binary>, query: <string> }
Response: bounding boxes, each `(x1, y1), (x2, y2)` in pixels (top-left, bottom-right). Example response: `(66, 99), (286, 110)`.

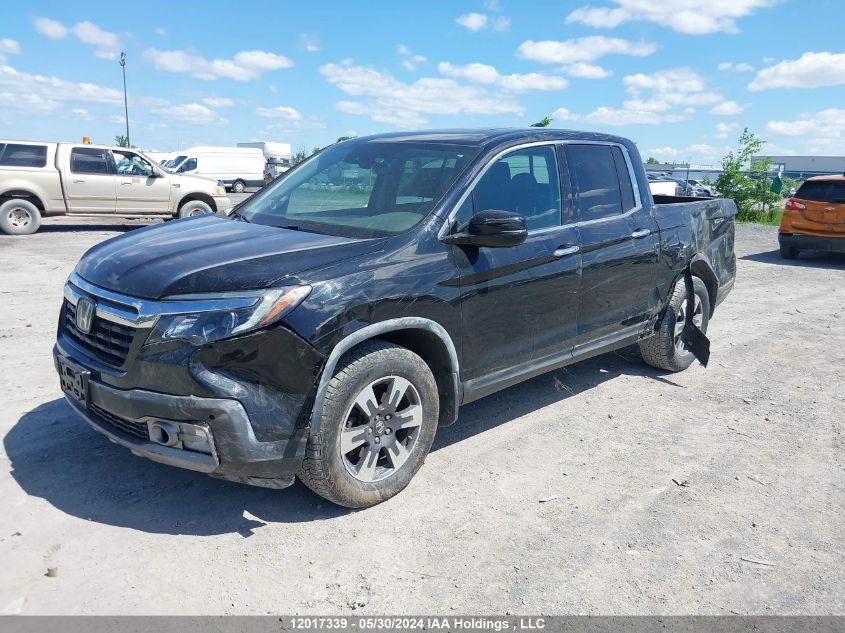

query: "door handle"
(72, 179), (85, 183)
(553, 245), (580, 257)
(631, 228), (651, 238)
(120, 181), (133, 186)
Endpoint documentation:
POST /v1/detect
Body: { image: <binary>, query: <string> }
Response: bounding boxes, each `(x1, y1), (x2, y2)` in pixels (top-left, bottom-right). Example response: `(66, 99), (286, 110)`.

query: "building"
(752, 155), (845, 180)
(644, 162), (722, 181)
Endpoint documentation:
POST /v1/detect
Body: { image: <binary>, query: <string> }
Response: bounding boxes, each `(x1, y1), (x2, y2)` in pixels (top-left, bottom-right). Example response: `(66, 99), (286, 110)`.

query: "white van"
(168, 146), (265, 193)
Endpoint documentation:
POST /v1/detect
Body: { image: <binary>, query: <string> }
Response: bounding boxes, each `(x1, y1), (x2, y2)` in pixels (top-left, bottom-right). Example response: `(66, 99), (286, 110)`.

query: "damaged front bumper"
(54, 276), (326, 488)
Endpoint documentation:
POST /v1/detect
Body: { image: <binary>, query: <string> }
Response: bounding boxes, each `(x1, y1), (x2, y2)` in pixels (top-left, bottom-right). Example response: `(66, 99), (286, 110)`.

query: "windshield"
(237, 140), (480, 237)
(163, 155), (187, 169)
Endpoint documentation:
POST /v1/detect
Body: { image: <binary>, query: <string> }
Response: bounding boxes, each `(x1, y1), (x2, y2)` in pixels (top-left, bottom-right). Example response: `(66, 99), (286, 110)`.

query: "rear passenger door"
(565, 143), (660, 348)
(65, 147), (117, 214)
(449, 144), (581, 383)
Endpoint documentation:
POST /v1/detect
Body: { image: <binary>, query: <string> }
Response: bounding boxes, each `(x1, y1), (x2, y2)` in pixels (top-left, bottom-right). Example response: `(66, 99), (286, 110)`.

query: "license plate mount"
(58, 357), (90, 406)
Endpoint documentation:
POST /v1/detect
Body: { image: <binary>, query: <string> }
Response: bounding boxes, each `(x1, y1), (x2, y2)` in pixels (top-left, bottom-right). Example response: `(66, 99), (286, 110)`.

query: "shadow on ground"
(38, 222), (156, 234)
(741, 248), (845, 268)
(5, 348), (676, 535)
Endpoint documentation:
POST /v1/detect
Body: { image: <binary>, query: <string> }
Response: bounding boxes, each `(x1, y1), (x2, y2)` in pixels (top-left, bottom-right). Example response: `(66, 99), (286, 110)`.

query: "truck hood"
(74, 215), (384, 299)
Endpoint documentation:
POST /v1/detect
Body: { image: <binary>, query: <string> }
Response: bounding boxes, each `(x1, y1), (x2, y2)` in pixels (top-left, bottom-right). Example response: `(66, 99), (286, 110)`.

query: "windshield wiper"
(230, 207), (250, 222)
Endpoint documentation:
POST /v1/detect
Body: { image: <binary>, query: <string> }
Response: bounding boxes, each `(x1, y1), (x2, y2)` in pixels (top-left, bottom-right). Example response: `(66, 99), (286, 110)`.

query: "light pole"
(119, 51), (130, 147)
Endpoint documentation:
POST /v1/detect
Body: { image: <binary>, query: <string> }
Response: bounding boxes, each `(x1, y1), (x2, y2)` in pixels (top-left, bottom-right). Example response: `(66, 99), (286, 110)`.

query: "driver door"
(112, 150), (172, 214)
(448, 144), (581, 390)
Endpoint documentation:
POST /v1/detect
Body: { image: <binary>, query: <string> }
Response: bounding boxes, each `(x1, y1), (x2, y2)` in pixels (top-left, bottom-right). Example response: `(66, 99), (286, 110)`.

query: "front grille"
(89, 403), (149, 441)
(63, 300), (135, 367)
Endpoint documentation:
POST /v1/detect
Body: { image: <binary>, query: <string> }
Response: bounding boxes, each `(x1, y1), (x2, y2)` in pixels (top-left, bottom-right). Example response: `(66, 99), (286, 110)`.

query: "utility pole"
(119, 51), (130, 147)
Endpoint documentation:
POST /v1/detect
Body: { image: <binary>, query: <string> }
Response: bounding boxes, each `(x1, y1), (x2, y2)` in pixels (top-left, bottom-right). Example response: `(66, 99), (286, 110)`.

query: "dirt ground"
(0, 217), (843, 616)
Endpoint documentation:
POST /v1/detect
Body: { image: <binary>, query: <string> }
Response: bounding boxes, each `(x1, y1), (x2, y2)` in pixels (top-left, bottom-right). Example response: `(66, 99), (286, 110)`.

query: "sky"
(1, 0), (844, 164)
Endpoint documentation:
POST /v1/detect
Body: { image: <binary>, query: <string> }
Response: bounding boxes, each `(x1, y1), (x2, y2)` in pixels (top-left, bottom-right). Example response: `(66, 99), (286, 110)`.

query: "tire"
(232, 180), (246, 193)
(177, 199), (213, 218)
(0, 198), (41, 235)
(780, 244), (798, 259)
(299, 341), (439, 508)
(639, 276), (710, 372)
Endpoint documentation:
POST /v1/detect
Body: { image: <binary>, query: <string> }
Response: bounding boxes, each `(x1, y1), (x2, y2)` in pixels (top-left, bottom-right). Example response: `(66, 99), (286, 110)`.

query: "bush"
(715, 128), (781, 222)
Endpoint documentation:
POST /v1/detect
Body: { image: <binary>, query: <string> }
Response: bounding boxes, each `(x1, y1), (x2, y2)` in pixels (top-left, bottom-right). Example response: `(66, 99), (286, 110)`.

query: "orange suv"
(779, 175), (845, 258)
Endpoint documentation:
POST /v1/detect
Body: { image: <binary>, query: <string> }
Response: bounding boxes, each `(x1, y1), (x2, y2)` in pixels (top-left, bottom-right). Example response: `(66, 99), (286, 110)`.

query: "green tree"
(645, 156), (659, 164)
(336, 135), (356, 143)
(291, 148), (308, 166)
(530, 116), (552, 127)
(114, 134), (129, 147)
(715, 128), (780, 222)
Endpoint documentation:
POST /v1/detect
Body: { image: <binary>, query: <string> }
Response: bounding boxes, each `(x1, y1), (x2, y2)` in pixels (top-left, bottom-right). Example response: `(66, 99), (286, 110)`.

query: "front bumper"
(56, 362), (311, 487)
(213, 195), (233, 212)
(779, 232), (845, 254)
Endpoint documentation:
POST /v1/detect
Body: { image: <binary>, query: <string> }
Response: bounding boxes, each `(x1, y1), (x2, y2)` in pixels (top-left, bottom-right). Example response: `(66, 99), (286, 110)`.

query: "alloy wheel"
(673, 295), (704, 354)
(340, 376), (423, 483)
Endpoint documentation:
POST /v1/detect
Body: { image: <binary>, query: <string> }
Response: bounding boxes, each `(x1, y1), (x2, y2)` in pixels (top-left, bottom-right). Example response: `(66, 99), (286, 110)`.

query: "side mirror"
(442, 209), (528, 248)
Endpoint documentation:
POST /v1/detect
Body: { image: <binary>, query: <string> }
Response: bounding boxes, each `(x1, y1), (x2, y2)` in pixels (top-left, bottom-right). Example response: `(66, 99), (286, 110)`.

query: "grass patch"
(736, 208), (783, 226)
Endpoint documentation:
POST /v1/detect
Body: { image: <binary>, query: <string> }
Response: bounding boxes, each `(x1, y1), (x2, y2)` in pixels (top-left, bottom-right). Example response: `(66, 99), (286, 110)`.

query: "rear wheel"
(299, 341), (439, 508)
(779, 244), (798, 259)
(0, 198), (41, 235)
(177, 199), (213, 218)
(232, 180), (246, 193)
(639, 276), (710, 372)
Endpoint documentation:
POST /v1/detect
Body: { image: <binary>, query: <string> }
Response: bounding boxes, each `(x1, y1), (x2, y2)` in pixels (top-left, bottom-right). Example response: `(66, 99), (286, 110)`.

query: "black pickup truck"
(54, 128), (736, 507)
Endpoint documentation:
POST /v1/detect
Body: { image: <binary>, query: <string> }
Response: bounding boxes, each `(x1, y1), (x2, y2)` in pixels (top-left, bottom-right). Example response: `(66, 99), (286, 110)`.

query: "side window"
(0, 144), (48, 168)
(611, 146), (636, 211)
(70, 147), (112, 175)
(113, 151), (153, 177)
(567, 144), (624, 220)
(180, 158), (197, 172)
(466, 145), (562, 232)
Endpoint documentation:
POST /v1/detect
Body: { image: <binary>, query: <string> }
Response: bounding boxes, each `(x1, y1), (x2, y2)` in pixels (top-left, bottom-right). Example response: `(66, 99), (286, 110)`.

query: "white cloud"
(256, 105), (303, 120)
(0, 64), (124, 115)
(397, 45), (427, 71)
(566, 0), (777, 35)
(718, 61), (754, 72)
(144, 48), (293, 81)
(492, 16), (511, 32)
(72, 21), (121, 59)
(33, 18), (121, 59)
(645, 143), (722, 161)
(155, 27), (167, 37)
(715, 121), (740, 138)
(109, 114), (126, 124)
(517, 36), (657, 64)
(766, 108), (845, 139)
(749, 52), (845, 91)
(437, 62), (567, 91)
(484, 0), (501, 10)
(551, 107), (578, 121)
(572, 67), (730, 126)
(455, 13), (488, 31)
(71, 107), (93, 120)
(0, 39), (21, 55)
(34, 17), (68, 40)
(300, 34), (320, 53)
(710, 100), (745, 115)
(583, 107), (663, 125)
(149, 102), (227, 125)
(201, 97), (235, 108)
(562, 63), (612, 79)
(321, 59), (523, 128)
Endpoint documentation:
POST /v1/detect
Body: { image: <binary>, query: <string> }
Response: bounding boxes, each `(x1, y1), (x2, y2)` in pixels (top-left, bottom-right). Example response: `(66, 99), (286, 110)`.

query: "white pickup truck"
(0, 141), (232, 235)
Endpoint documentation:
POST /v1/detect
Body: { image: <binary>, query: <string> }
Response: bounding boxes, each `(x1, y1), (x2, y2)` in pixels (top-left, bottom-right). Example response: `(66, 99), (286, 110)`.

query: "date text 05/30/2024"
(289, 617), (547, 630)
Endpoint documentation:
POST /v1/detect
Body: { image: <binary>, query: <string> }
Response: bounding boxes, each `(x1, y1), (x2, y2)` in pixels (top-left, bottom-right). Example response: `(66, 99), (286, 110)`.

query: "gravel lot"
(0, 217), (843, 616)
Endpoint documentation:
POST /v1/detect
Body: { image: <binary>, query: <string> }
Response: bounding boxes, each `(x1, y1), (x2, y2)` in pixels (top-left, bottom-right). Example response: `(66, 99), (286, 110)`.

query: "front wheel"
(0, 198), (41, 235)
(177, 200), (213, 218)
(299, 341), (439, 508)
(639, 276), (710, 372)
(779, 244), (798, 259)
(232, 180), (246, 193)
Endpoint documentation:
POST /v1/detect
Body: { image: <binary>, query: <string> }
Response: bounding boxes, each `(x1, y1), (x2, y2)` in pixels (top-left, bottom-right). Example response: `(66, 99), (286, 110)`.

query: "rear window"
(795, 180), (845, 203)
(70, 147), (113, 175)
(0, 144), (48, 168)
(567, 144), (624, 220)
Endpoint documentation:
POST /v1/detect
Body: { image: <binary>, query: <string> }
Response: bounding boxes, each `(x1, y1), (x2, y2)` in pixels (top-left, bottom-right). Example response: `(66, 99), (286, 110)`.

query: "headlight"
(145, 286), (310, 346)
